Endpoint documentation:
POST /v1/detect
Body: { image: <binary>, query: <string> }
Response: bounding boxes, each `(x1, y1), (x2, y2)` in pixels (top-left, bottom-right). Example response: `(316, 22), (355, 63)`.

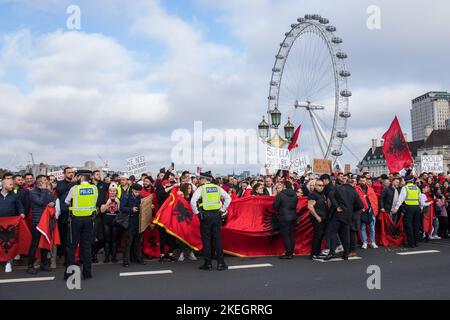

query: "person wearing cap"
(190, 171), (231, 271)
(120, 183), (145, 267)
(64, 170), (98, 280)
(393, 175), (421, 247)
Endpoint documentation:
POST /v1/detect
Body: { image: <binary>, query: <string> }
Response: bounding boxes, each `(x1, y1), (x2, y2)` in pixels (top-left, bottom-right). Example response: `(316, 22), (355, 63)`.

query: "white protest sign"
(421, 155), (444, 173)
(289, 155), (310, 173)
(126, 155), (147, 177)
(48, 170), (64, 181)
(265, 145), (291, 174)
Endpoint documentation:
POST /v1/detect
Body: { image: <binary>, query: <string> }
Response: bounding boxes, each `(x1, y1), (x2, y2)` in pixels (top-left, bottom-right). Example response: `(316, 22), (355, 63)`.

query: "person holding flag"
(190, 171), (231, 271)
(0, 177), (25, 273)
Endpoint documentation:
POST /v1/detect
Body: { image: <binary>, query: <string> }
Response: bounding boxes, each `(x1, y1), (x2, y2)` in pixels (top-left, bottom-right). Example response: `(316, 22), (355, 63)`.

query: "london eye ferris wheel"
(258, 14), (351, 168)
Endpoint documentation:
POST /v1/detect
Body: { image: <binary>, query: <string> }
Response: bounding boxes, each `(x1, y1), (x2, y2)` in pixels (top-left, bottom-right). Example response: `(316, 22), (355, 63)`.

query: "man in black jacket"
(273, 181), (299, 259)
(56, 167), (75, 266)
(326, 177), (364, 260)
(380, 177), (401, 223)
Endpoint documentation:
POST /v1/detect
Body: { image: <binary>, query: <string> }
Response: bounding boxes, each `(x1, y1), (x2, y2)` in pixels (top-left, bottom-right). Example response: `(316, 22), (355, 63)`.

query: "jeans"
(361, 218), (376, 244)
(124, 233), (143, 263)
(27, 224), (49, 267)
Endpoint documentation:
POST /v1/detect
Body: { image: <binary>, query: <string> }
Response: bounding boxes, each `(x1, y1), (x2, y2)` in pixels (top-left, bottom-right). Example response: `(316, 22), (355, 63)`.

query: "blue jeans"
(361, 218), (375, 243)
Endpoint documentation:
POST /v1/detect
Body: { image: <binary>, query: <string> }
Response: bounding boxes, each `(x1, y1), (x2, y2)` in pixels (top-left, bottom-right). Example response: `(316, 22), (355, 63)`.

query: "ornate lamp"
(270, 106), (282, 128)
(284, 117), (294, 141)
(258, 116), (270, 140)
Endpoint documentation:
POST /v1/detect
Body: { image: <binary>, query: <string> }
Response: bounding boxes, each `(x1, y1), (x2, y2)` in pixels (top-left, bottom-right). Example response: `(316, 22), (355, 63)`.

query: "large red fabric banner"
(154, 193), (408, 257)
(0, 216), (32, 262)
(222, 196), (312, 256)
(378, 211), (406, 246)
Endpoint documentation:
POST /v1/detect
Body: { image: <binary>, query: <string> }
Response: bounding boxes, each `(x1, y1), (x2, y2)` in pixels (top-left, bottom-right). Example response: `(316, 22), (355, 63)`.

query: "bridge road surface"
(1, 239), (450, 300)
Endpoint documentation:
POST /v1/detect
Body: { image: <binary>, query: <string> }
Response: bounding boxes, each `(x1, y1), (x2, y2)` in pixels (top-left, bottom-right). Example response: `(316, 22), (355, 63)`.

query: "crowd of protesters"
(1, 165), (449, 273)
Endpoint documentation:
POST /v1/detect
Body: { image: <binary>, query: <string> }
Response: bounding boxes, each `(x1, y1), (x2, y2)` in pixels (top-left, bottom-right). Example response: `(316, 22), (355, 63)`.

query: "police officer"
(64, 170), (98, 279)
(393, 175), (421, 248)
(190, 172), (231, 271)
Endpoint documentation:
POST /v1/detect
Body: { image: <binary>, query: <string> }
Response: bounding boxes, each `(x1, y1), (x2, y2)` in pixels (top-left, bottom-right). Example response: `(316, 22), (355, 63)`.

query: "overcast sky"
(0, 0), (448, 174)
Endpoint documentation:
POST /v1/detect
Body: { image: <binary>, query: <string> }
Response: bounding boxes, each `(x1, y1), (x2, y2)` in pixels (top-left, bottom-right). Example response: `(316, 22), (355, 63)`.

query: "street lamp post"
(258, 108), (296, 148)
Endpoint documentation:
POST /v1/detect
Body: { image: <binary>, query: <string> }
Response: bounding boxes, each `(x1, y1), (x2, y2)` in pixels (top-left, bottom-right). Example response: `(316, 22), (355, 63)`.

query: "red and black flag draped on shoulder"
(0, 216), (32, 262)
(37, 206), (60, 250)
(382, 116), (414, 173)
(153, 193), (203, 251)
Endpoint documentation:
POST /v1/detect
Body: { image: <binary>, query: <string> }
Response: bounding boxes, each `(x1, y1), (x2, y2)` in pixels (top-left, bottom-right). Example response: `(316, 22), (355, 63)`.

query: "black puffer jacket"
(273, 188), (298, 222)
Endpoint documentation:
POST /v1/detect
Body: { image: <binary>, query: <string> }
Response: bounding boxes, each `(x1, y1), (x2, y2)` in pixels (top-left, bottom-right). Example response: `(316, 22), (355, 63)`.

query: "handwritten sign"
(265, 146), (291, 174)
(344, 164), (351, 174)
(290, 156), (310, 173)
(48, 170), (64, 181)
(126, 155), (147, 177)
(421, 155), (444, 173)
(313, 159), (332, 174)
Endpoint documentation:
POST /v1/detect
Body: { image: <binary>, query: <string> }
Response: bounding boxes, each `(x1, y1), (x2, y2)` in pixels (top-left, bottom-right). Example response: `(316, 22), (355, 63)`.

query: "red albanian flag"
(378, 211), (405, 246)
(0, 216), (32, 262)
(382, 116), (413, 173)
(37, 206), (60, 250)
(288, 125), (302, 152)
(153, 193), (203, 251)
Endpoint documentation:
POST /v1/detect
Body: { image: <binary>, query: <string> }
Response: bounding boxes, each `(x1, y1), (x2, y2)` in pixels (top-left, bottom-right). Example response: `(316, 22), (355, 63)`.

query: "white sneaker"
(370, 242), (378, 249)
(187, 251), (197, 261)
(362, 242), (368, 249)
(432, 235), (441, 240)
(335, 245), (344, 253)
(5, 262), (12, 273)
(178, 252), (185, 262)
(320, 249), (330, 256)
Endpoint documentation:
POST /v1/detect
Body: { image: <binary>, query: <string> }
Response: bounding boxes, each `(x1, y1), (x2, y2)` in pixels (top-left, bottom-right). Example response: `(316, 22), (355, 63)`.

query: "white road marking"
(119, 270), (173, 277)
(0, 277), (55, 284)
(396, 250), (440, 256)
(228, 263), (273, 270)
(318, 257), (363, 263)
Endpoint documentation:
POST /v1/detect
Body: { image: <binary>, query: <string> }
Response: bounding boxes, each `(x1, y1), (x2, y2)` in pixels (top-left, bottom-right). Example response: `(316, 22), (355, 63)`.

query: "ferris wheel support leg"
(308, 110), (329, 159)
